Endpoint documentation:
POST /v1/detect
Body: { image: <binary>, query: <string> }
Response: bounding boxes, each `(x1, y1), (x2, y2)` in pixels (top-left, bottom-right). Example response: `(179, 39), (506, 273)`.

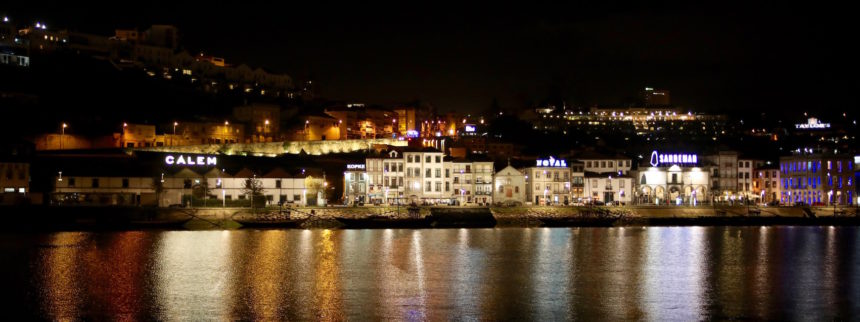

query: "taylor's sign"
(795, 117), (830, 129)
(650, 151), (697, 167)
(165, 155), (217, 166)
(536, 156), (567, 167)
(346, 164), (366, 170)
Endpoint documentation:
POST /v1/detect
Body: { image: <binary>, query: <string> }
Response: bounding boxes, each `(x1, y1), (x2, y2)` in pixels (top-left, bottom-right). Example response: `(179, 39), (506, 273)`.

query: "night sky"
(5, 3), (858, 114)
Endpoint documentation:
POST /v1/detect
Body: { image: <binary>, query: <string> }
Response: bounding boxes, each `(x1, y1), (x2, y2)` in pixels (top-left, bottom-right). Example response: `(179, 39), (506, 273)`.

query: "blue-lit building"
(779, 153), (854, 205)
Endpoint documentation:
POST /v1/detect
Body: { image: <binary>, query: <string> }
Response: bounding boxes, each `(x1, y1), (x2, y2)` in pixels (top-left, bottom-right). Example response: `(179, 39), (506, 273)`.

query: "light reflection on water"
(2, 227), (860, 320)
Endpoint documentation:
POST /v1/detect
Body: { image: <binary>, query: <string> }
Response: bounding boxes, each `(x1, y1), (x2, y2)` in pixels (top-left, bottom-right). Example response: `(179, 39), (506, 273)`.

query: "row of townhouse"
(346, 149), (857, 206)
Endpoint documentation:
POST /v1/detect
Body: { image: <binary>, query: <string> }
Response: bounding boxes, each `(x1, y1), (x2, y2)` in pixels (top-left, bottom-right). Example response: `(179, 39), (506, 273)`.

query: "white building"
(523, 156), (572, 205)
(53, 166), (319, 207)
(737, 159), (755, 201)
(447, 158), (494, 205)
(703, 151), (739, 202)
(343, 163), (367, 205)
(576, 153), (633, 175)
(583, 174), (633, 205)
(493, 164), (526, 205)
(404, 149), (446, 204)
(632, 164), (710, 205)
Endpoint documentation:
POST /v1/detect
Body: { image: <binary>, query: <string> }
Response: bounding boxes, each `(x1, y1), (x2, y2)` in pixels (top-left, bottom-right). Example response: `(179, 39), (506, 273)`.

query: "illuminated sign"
(649, 151), (697, 167)
(465, 124), (476, 132)
(165, 155), (217, 166)
(346, 164), (366, 170)
(795, 117), (830, 129)
(406, 130), (420, 138)
(536, 156), (567, 167)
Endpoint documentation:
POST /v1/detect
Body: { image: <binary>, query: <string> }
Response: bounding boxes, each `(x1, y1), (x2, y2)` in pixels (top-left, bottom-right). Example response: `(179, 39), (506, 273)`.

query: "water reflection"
(7, 227), (860, 320)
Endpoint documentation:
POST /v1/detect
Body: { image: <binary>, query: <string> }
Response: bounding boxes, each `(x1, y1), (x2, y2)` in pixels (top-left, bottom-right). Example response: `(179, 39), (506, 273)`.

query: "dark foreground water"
(1, 227), (859, 320)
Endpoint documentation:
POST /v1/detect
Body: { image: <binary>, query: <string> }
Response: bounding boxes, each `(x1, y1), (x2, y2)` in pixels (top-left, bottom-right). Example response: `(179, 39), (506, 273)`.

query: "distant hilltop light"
(3, 17), (8, 22)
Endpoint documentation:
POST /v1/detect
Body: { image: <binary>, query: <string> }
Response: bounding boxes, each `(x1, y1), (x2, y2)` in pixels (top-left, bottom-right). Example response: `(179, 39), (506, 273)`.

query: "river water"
(1, 227), (858, 320)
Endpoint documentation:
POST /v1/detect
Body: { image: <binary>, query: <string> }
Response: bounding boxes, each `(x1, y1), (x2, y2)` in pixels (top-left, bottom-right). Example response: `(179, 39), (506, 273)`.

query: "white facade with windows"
(580, 158), (632, 175)
(632, 165), (710, 205)
(494, 165), (526, 205)
(583, 174), (633, 204)
(53, 167), (316, 206)
(523, 163), (572, 205)
(737, 159), (755, 201)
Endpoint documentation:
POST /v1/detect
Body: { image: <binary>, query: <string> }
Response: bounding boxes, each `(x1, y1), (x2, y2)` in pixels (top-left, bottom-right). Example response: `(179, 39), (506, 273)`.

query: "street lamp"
(173, 122), (178, 146)
(60, 123), (67, 149)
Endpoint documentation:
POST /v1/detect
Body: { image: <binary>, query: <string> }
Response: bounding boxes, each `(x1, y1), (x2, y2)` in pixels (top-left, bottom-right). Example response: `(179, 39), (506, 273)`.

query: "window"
(446, 182), (450, 191)
(671, 173), (678, 183)
(398, 164), (403, 172)
(407, 156), (412, 163)
(738, 173), (743, 179)
(225, 195), (232, 201)
(122, 178), (129, 188)
(515, 186), (519, 193)
(738, 161), (743, 168)
(498, 185), (503, 192)
(426, 169), (432, 178)
(745, 173), (750, 179)
(591, 180), (598, 188)
(586, 161), (592, 168)
(601, 161), (606, 168)
(385, 177), (390, 186)
(426, 156), (431, 163)
(398, 177), (403, 186)
(454, 177), (459, 184)
(92, 178), (99, 188)
(3, 188), (14, 193)
(435, 182), (441, 192)
(426, 182), (431, 192)
(436, 156), (441, 163)
(69, 178), (76, 187)
(294, 195), (301, 201)
(436, 169), (441, 178)
(445, 169), (450, 178)
(608, 161), (614, 168)
(276, 180), (282, 188)
(466, 165), (471, 173)
(280, 195), (287, 202)
(384, 163), (389, 172)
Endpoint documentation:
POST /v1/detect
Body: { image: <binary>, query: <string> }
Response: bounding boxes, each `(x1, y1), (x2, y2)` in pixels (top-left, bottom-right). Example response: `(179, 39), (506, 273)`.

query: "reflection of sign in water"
(165, 155), (217, 166)
(649, 151), (697, 166)
(795, 117), (830, 129)
(346, 164), (366, 170)
(465, 125), (476, 132)
(406, 130), (419, 138)
(536, 156), (567, 167)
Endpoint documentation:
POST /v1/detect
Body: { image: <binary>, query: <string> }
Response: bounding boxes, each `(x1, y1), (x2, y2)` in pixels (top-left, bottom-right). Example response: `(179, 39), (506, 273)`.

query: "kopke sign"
(537, 156), (567, 167)
(165, 155), (217, 166)
(650, 151), (697, 166)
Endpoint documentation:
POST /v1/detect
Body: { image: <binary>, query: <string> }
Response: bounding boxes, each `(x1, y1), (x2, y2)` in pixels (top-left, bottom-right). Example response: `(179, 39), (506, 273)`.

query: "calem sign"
(650, 151), (697, 167)
(165, 155), (217, 166)
(536, 156), (567, 167)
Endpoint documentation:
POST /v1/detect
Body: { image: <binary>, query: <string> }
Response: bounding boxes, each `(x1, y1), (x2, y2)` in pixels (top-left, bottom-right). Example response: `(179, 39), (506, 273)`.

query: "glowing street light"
(61, 123), (67, 149)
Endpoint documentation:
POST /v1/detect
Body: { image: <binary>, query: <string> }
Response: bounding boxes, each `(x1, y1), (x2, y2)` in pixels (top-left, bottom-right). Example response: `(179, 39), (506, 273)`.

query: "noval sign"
(649, 151), (697, 167)
(165, 155), (217, 166)
(536, 156), (567, 167)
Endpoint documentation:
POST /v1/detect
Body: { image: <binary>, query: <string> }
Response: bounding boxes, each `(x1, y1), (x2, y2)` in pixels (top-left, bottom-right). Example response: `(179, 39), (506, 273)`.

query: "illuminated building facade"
(493, 165), (526, 205)
(631, 160), (710, 205)
(753, 165), (781, 204)
(779, 154), (854, 205)
(523, 157), (572, 205)
(583, 174), (633, 205)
